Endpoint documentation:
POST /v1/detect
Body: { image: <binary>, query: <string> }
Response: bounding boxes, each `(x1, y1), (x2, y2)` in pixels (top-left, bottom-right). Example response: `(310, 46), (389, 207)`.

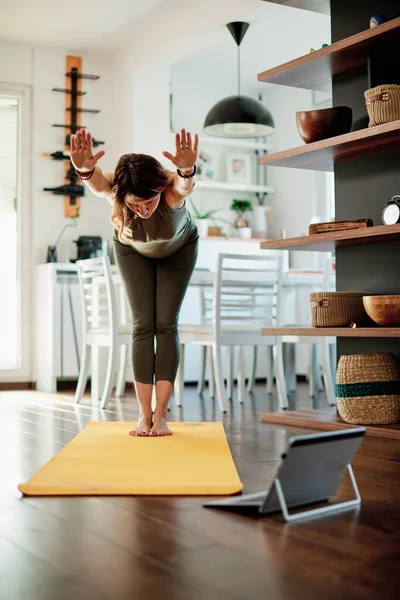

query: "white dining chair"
(281, 255), (336, 405)
(194, 269), (215, 398)
(177, 253), (288, 412)
(74, 256), (131, 409)
(196, 282), (273, 401)
(311, 255), (336, 405)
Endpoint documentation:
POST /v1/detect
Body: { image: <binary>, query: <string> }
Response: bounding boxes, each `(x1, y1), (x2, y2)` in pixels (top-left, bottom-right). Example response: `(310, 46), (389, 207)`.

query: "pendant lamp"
(203, 22), (275, 138)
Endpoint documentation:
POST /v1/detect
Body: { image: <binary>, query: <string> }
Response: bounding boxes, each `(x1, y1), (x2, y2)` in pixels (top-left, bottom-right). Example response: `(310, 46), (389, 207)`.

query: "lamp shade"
(204, 95), (275, 138)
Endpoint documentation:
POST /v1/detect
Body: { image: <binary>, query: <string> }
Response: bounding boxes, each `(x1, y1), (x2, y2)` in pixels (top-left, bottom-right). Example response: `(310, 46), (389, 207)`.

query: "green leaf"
(189, 197), (202, 219)
(189, 196), (226, 219)
(203, 208), (224, 218)
(231, 199), (253, 213)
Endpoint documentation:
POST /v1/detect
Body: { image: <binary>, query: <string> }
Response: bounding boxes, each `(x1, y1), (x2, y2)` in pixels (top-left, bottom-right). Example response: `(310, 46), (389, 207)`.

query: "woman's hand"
(162, 129), (198, 172)
(70, 129), (105, 172)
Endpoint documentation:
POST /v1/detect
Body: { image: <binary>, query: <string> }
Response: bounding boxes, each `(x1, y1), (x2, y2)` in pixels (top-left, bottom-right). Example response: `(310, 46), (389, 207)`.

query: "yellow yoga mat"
(18, 422), (243, 496)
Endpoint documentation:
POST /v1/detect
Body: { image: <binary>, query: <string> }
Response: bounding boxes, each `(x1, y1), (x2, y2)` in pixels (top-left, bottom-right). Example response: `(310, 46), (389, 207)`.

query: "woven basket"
(310, 292), (370, 327)
(364, 84), (400, 127)
(336, 353), (400, 425)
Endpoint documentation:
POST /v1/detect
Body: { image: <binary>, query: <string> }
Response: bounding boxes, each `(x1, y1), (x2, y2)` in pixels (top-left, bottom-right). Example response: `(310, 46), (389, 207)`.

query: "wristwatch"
(382, 195), (400, 225)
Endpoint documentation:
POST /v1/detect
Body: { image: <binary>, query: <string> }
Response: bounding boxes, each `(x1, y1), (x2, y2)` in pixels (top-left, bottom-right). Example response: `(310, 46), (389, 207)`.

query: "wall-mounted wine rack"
(43, 56), (104, 218)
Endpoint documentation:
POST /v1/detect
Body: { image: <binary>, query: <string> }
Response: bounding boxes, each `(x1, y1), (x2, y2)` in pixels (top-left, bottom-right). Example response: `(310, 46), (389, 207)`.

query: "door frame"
(0, 83), (32, 382)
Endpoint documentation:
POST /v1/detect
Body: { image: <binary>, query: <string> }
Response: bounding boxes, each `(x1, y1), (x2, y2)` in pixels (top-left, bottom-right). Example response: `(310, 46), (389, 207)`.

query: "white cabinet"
(34, 264), (84, 392)
(53, 274), (83, 378)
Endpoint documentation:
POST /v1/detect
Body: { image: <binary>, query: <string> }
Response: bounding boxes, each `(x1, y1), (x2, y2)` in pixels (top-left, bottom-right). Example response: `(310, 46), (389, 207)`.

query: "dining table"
(88, 267), (330, 402)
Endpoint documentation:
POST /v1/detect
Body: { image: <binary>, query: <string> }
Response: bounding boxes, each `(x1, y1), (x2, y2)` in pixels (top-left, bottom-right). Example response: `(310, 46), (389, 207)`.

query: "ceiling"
(0, 0), (165, 50)
(261, 0), (330, 15)
(0, 0), (329, 61)
(98, 0), (263, 65)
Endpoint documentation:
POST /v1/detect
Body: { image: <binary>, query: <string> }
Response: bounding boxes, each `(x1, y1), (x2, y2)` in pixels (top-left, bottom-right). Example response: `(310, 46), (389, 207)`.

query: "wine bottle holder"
(43, 61), (104, 217)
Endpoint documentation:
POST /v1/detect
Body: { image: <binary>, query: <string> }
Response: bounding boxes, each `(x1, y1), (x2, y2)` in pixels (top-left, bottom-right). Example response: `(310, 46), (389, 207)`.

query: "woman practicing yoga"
(70, 129), (198, 437)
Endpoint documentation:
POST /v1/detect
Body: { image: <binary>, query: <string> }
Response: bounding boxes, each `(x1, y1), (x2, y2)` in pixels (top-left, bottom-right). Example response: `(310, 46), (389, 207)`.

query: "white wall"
(0, 45), (33, 85)
(132, 63), (171, 161)
(169, 6), (331, 267)
(0, 44), (123, 265)
(0, 3), (330, 269)
(0, 2), (331, 379)
(31, 48), (122, 263)
(0, 43), (126, 379)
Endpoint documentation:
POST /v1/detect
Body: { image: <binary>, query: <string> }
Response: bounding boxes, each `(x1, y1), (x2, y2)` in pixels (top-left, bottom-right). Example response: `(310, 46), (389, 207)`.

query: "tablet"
(204, 428), (365, 521)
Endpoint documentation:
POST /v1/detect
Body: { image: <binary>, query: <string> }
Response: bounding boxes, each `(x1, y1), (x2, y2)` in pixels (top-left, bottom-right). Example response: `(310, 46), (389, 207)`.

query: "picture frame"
(226, 153), (252, 185)
(197, 148), (214, 181)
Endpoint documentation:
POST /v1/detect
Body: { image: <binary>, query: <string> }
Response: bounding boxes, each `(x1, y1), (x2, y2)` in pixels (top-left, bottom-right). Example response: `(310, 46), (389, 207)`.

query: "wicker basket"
(364, 84), (400, 127)
(309, 219), (373, 235)
(310, 292), (370, 327)
(336, 353), (400, 425)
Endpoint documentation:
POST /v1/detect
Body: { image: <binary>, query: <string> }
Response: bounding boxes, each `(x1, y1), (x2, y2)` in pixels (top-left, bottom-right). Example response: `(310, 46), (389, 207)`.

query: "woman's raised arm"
(70, 129), (113, 197)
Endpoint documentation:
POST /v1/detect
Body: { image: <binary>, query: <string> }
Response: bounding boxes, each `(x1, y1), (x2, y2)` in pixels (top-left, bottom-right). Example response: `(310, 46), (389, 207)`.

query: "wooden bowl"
(363, 296), (400, 327)
(296, 106), (353, 144)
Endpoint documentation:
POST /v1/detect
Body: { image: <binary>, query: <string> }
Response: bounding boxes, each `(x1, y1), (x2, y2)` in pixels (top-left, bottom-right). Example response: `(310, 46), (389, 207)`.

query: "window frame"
(0, 83), (32, 382)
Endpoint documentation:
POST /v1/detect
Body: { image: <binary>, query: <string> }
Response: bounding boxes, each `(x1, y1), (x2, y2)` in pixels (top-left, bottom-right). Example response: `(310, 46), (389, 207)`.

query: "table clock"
(382, 195), (400, 225)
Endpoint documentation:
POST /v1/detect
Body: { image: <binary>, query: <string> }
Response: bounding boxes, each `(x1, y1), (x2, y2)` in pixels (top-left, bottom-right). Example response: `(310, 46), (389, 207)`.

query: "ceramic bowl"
(296, 106), (353, 144)
(363, 295), (400, 327)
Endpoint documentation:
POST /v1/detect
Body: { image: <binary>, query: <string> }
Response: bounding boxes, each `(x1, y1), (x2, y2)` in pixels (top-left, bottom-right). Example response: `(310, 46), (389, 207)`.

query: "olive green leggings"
(113, 238), (198, 385)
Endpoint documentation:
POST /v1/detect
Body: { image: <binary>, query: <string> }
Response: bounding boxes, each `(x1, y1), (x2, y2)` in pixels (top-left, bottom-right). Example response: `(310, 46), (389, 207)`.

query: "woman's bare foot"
(129, 413), (153, 437)
(149, 414), (172, 437)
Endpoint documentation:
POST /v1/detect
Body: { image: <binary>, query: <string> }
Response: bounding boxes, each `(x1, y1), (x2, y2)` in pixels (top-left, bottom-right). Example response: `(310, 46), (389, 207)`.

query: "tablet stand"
(273, 464), (361, 523)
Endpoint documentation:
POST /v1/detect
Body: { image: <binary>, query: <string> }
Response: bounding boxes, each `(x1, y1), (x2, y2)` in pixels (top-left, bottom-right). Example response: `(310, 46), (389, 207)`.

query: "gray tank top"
(112, 194), (198, 259)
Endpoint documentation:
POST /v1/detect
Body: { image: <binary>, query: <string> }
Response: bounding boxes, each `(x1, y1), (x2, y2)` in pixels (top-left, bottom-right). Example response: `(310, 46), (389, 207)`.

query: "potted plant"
(231, 199), (253, 239)
(189, 197), (227, 237)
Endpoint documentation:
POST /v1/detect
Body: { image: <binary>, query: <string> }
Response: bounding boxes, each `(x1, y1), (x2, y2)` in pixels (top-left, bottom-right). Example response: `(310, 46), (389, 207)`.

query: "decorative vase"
(238, 227), (252, 239)
(194, 219), (209, 237)
(253, 205), (268, 237)
(370, 13), (387, 28)
(46, 245), (58, 263)
(235, 215), (248, 228)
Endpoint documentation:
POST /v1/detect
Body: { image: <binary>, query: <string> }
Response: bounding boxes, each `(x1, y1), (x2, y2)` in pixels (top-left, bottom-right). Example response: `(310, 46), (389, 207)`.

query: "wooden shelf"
(258, 120), (400, 172)
(260, 224), (400, 252)
(261, 409), (400, 440)
(195, 180), (274, 194)
(261, 326), (400, 337)
(258, 16), (400, 91)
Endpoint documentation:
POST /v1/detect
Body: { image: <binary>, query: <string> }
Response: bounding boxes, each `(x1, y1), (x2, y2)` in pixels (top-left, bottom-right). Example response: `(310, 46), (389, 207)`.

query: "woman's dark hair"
(111, 153), (169, 243)
(113, 153), (169, 199)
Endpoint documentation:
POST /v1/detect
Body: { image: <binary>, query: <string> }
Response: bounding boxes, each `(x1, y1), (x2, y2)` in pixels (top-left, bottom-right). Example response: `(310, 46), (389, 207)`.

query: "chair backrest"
(212, 253), (284, 338)
(193, 268), (211, 325)
(76, 256), (117, 339)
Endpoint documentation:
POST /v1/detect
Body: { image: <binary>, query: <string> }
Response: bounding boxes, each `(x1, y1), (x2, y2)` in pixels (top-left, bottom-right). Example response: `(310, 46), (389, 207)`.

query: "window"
(0, 86), (31, 380)
(0, 97), (19, 369)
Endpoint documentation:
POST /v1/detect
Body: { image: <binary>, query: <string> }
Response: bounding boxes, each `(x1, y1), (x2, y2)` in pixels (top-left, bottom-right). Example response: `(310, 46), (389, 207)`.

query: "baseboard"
(55, 380), (136, 393)
(0, 376), (307, 393)
(0, 382), (36, 391)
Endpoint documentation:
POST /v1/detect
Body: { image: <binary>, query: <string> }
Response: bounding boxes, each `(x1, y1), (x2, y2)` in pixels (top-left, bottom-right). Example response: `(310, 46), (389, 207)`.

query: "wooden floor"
(0, 383), (399, 600)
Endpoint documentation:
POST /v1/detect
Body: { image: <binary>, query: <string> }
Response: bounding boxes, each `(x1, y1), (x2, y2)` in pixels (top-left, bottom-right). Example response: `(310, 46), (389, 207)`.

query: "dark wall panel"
(332, 0), (400, 360)
(331, 0), (400, 41)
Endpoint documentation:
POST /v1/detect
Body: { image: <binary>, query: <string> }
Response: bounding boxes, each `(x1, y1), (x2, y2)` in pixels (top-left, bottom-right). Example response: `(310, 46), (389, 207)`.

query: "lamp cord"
(54, 217), (77, 247)
(237, 46), (241, 96)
